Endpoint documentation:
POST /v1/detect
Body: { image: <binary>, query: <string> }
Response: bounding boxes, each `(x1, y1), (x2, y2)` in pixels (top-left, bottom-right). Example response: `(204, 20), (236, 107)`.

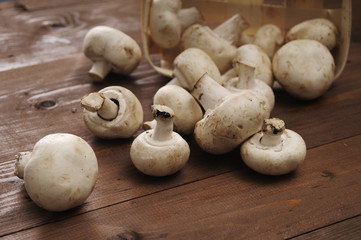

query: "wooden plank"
(2, 134), (361, 239)
(291, 215), (361, 239)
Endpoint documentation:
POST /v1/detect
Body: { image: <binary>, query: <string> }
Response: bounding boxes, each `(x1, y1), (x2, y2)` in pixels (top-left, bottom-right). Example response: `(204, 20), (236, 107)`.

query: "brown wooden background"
(0, 0), (360, 239)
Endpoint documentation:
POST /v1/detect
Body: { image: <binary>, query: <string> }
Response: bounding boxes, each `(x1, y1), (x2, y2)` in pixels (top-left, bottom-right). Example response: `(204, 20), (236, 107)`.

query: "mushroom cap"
(234, 44), (273, 86)
(23, 133), (98, 211)
(272, 39), (335, 100)
(83, 86), (143, 139)
(173, 48), (222, 90)
(241, 129), (306, 175)
(130, 130), (190, 176)
(286, 18), (338, 50)
(194, 91), (270, 155)
(83, 26), (142, 75)
(153, 85), (203, 134)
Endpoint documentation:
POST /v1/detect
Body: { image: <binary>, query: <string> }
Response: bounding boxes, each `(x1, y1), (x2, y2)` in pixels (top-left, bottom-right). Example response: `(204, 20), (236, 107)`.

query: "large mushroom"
(272, 39), (335, 100)
(83, 26), (142, 82)
(14, 133), (98, 212)
(191, 73), (271, 155)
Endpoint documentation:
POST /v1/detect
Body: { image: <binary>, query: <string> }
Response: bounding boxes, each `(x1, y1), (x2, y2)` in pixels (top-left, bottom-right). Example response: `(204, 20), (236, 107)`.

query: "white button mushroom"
(253, 24), (284, 59)
(181, 24), (237, 73)
(83, 26), (142, 82)
(272, 39), (335, 100)
(191, 73), (271, 155)
(286, 18), (338, 51)
(241, 118), (307, 175)
(170, 48), (222, 90)
(222, 44), (273, 86)
(13, 133), (98, 212)
(149, 0), (201, 49)
(130, 105), (190, 177)
(223, 61), (275, 112)
(143, 85), (203, 135)
(81, 86), (143, 139)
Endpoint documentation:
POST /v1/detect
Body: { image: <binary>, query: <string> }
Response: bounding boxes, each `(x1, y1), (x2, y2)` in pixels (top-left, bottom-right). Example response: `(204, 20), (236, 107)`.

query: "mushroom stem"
(233, 61), (256, 89)
(260, 118), (286, 147)
(191, 73), (231, 111)
(152, 105), (175, 142)
(88, 60), (112, 82)
(14, 151), (32, 179)
(81, 92), (119, 121)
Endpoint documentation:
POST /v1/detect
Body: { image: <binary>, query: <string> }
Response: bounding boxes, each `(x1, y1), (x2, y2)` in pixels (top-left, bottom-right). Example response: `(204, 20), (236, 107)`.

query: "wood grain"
(0, 0), (360, 239)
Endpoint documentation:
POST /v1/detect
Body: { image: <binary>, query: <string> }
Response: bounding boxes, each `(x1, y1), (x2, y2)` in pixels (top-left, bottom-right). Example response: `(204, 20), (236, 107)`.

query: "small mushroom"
(272, 39), (335, 100)
(253, 24), (284, 59)
(181, 24), (237, 73)
(191, 73), (270, 155)
(130, 105), (190, 177)
(14, 133), (98, 211)
(149, 0), (201, 49)
(286, 18), (338, 50)
(240, 118), (306, 175)
(83, 26), (142, 82)
(81, 86), (143, 139)
(223, 44), (273, 86)
(170, 48), (222, 90)
(143, 85), (203, 135)
(223, 61), (275, 112)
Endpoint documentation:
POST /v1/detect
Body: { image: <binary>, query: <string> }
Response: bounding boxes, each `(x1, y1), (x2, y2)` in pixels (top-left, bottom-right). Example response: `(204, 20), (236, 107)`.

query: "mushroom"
(83, 26), (142, 82)
(143, 85), (203, 135)
(272, 39), (335, 100)
(81, 86), (143, 139)
(223, 61), (275, 112)
(14, 133), (98, 212)
(191, 73), (271, 155)
(286, 18), (338, 50)
(149, 0), (201, 49)
(213, 13), (249, 46)
(130, 105), (190, 177)
(240, 118), (306, 175)
(169, 48), (222, 90)
(253, 24), (284, 59)
(223, 44), (273, 86)
(181, 24), (237, 73)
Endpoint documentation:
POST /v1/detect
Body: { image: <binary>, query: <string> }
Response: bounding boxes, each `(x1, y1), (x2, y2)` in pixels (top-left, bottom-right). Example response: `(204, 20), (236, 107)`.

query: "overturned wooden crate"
(141, 0), (351, 80)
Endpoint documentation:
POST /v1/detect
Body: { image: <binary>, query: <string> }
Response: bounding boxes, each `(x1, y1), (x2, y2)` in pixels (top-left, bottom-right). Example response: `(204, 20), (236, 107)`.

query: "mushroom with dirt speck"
(241, 118), (306, 175)
(130, 105), (190, 177)
(83, 26), (142, 82)
(81, 86), (143, 139)
(14, 133), (98, 212)
(191, 73), (271, 155)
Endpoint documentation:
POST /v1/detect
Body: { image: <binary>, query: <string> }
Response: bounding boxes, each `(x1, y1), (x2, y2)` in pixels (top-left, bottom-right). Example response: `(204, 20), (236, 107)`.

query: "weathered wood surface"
(1, 0), (360, 239)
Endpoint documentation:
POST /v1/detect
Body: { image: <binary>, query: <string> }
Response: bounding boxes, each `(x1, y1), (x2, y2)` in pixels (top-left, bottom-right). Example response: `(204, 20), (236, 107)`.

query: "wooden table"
(1, 0), (360, 239)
